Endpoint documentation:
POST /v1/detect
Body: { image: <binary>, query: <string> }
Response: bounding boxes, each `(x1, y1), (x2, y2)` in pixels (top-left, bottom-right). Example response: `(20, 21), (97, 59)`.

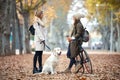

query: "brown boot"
(63, 68), (71, 73)
(74, 63), (82, 73)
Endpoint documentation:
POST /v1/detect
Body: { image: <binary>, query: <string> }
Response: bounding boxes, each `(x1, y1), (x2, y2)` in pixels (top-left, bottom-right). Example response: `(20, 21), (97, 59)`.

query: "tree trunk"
(102, 26), (110, 50)
(11, 0), (16, 55)
(110, 10), (114, 52)
(2, 0), (12, 56)
(22, 13), (31, 54)
(116, 23), (120, 52)
(16, 12), (23, 54)
(0, 33), (2, 55)
(12, 20), (16, 55)
(14, 1), (22, 55)
(10, 0), (23, 55)
(0, 0), (7, 56)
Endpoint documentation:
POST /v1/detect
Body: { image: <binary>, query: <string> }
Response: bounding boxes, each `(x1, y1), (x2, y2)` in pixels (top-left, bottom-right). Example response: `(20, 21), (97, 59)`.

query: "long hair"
(74, 19), (80, 27)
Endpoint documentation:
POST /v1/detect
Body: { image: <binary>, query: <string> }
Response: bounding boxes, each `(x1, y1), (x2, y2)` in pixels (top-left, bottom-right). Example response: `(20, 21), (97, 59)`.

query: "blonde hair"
(35, 10), (43, 18)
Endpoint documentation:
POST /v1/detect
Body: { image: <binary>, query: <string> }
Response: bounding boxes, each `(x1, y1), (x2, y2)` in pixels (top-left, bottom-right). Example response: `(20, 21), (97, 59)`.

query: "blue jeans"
(67, 44), (71, 58)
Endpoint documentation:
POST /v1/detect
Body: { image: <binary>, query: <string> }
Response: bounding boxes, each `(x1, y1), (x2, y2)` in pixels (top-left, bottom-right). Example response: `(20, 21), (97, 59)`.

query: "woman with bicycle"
(64, 13), (85, 73)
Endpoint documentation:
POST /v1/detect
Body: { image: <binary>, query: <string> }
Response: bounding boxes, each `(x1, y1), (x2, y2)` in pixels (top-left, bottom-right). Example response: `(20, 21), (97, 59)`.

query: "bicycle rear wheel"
(82, 50), (92, 74)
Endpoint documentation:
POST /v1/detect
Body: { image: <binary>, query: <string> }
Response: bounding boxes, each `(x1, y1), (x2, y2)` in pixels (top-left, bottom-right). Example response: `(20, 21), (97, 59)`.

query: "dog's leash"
(40, 40), (51, 51)
(45, 44), (51, 50)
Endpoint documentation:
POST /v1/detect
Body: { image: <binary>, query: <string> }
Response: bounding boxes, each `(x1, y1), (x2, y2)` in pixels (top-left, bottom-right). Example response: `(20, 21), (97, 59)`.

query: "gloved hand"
(40, 40), (45, 44)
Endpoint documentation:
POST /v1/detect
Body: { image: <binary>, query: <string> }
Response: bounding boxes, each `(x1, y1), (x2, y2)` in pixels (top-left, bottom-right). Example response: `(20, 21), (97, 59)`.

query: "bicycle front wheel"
(82, 50), (92, 74)
(75, 53), (84, 74)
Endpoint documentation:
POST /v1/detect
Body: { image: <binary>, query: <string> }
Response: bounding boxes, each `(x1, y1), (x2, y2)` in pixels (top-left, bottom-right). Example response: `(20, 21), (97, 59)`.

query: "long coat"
(70, 21), (84, 58)
(33, 17), (46, 51)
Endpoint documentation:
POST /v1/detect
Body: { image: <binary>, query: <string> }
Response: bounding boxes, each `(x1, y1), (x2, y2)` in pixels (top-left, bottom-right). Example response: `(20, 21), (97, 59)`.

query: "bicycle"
(75, 46), (93, 74)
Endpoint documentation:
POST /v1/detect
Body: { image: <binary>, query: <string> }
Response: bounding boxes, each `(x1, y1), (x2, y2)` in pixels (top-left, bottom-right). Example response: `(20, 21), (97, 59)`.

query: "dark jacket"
(71, 21), (84, 40)
(69, 21), (84, 58)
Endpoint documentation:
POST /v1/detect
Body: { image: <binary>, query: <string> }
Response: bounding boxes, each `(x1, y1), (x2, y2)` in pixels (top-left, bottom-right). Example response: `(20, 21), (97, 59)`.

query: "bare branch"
(16, 6), (22, 14)
(19, 0), (23, 12)
(32, 0), (46, 10)
(30, 0), (33, 7)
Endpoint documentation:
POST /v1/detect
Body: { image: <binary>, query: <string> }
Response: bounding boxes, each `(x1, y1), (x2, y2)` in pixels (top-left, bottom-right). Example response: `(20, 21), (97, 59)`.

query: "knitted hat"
(73, 13), (85, 20)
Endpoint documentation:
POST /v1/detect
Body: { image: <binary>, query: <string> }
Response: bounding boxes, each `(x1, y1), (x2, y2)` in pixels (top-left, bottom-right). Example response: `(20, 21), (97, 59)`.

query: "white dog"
(41, 47), (61, 74)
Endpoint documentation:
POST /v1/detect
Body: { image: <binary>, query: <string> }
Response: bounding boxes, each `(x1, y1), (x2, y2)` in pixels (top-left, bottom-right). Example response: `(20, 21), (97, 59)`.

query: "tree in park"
(85, 0), (120, 52)
(16, 0), (46, 54)
(44, 0), (72, 49)
(0, 0), (46, 56)
(0, 0), (16, 56)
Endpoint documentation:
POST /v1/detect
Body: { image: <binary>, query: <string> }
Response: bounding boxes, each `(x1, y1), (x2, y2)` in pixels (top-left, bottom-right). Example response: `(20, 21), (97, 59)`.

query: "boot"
(74, 63), (82, 73)
(38, 66), (42, 73)
(33, 67), (38, 74)
(63, 67), (71, 73)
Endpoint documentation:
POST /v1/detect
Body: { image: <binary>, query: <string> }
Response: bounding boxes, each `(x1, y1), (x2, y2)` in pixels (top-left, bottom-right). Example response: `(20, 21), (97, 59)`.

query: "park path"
(0, 50), (120, 80)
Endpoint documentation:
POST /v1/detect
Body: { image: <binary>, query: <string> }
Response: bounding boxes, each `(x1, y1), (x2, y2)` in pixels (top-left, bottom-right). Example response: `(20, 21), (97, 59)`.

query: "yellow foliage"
(85, 0), (120, 25)
(115, 11), (120, 22)
(37, 0), (71, 26)
(85, 0), (97, 14)
(43, 4), (57, 26)
(17, 0), (71, 26)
